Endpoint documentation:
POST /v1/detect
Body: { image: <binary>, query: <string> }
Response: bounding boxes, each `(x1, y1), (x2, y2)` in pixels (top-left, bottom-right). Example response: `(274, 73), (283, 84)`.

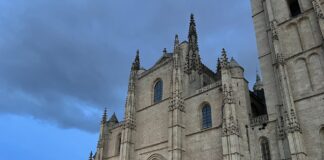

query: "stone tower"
(251, 0), (324, 159)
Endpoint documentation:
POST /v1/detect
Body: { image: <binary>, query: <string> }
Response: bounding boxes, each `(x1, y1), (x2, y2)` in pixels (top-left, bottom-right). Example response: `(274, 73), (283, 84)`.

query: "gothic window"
(154, 79), (163, 103)
(260, 137), (271, 160)
(202, 104), (212, 129)
(287, 0), (301, 17)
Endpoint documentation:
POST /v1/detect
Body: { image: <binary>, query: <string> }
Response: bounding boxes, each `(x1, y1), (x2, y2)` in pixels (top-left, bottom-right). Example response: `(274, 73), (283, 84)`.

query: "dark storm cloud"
(0, 0), (258, 132)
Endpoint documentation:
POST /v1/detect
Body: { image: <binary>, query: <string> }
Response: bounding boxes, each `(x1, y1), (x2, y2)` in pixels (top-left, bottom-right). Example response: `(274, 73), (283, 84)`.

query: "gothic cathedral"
(89, 0), (324, 159)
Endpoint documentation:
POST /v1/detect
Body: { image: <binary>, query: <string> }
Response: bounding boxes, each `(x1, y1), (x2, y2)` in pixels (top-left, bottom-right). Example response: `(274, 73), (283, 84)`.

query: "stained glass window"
(202, 104), (212, 129)
(154, 80), (163, 103)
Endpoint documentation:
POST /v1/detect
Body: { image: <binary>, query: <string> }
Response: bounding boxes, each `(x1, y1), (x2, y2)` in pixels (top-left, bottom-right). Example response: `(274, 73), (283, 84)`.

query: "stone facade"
(89, 0), (324, 159)
(251, 0), (324, 159)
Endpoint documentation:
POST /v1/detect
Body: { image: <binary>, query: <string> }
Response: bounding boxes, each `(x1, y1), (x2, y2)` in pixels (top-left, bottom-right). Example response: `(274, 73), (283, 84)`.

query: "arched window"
(202, 104), (212, 129)
(116, 133), (122, 155)
(154, 80), (163, 103)
(260, 137), (271, 160)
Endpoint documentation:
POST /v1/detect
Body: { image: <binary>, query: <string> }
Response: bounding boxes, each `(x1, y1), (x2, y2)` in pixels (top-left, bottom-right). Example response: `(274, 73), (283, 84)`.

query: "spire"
(174, 34), (179, 47)
(101, 108), (107, 124)
(220, 48), (228, 68)
(88, 151), (93, 160)
(185, 14), (202, 74)
(131, 50), (140, 71)
(188, 14), (198, 51)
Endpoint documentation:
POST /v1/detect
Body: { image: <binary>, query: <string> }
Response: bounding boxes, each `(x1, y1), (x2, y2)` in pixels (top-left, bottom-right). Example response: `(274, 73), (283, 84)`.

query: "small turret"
(229, 57), (244, 78)
(108, 113), (118, 124)
(253, 72), (265, 101)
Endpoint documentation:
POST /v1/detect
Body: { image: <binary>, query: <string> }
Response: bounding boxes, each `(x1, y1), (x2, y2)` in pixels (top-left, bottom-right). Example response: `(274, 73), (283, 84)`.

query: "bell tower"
(251, 0), (324, 159)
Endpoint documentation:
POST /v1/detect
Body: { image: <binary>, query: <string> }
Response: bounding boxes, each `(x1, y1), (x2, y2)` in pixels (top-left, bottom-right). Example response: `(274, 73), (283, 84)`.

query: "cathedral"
(89, 0), (324, 159)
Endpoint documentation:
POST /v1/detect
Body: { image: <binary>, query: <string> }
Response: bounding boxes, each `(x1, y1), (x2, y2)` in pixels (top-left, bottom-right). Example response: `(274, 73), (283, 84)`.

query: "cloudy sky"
(0, 0), (259, 159)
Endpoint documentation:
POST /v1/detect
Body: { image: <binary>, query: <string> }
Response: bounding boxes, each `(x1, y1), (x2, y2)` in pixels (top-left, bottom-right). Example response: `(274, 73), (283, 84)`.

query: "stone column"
(220, 49), (242, 160)
(119, 51), (139, 160)
(168, 35), (185, 160)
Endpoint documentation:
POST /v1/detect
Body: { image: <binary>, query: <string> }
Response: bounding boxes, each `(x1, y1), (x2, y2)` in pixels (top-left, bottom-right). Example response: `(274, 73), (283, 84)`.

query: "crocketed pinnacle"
(88, 151), (93, 160)
(174, 34), (179, 47)
(131, 50), (140, 71)
(220, 48), (228, 68)
(188, 14), (198, 51)
(216, 58), (221, 72)
(101, 108), (107, 124)
(185, 14), (202, 74)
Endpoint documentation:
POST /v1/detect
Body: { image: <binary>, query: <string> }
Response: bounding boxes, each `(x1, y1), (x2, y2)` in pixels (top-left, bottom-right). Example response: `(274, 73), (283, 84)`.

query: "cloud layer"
(0, 0), (258, 132)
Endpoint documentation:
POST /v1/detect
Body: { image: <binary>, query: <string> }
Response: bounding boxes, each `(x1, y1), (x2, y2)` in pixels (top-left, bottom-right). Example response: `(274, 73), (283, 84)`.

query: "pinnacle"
(89, 151), (93, 160)
(174, 34), (179, 46)
(132, 49), (140, 70)
(101, 108), (107, 124)
(163, 48), (167, 54)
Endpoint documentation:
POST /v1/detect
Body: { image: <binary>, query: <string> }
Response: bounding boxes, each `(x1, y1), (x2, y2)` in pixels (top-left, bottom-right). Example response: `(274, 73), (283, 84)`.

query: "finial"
(163, 48), (167, 55)
(174, 34), (179, 46)
(101, 108), (107, 124)
(89, 151), (93, 160)
(190, 13), (195, 22)
(131, 50), (140, 70)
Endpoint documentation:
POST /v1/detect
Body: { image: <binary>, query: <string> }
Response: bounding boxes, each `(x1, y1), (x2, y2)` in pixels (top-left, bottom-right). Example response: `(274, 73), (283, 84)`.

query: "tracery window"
(260, 137), (271, 160)
(202, 104), (212, 129)
(154, 80), (163, 103)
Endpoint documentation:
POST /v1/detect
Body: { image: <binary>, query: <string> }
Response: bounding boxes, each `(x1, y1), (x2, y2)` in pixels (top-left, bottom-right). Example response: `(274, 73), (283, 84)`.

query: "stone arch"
(292, 58), (312, 96)
(147, 153), (167, 160)
(285, 23), (302, 56)
(259, 136), (271, 160)
(297, 17), (316, 50)
(307, 53), (324, 90)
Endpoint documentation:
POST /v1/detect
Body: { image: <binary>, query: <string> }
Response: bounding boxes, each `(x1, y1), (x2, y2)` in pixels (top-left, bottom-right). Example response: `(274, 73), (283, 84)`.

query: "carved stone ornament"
(223, 84), (234, 104)
(123, 114), (136, 129)
(285, 109), (301, 133)
(270, 20), (279, 40)
(169, 94), (185, 112)
(313, 0), (324, 19)
(276, 53), (285, 65)
(222, 115), (240, 136)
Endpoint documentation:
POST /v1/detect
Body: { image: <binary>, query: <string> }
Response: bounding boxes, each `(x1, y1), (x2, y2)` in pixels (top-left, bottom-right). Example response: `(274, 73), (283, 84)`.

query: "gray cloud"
(0, 0), (258, 132)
